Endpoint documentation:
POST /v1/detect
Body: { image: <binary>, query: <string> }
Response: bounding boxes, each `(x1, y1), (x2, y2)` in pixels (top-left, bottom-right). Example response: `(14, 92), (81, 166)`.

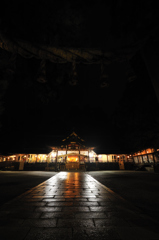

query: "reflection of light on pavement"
(58, 172), (67, 180)
(42, 172), (97, 199)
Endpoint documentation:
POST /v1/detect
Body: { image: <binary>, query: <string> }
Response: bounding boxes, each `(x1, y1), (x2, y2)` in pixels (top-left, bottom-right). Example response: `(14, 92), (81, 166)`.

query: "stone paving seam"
(1, 171), (159, 239)
(87, 173), (127, 201)
(87, 173), (159, 226)
(1, 173), (159, 238)
(23, 226), (32, 240)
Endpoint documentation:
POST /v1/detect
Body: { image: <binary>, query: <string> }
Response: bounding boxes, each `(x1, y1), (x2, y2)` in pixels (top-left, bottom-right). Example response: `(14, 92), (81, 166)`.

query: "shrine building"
(0, 132), (130, 170)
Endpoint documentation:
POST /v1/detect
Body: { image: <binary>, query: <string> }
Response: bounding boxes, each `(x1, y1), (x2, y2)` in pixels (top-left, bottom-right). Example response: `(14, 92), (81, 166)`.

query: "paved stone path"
(0, 172), (159, 239)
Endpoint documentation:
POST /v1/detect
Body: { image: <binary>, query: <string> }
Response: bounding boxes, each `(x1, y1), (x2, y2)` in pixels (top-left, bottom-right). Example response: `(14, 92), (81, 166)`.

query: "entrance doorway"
(67, 155), (78, 162)
(119, 159), (125, 170)
(66, 155), (79, 170)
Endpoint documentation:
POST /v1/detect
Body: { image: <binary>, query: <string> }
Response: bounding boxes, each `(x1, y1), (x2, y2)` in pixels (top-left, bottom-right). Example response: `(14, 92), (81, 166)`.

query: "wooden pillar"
(46, 155), (49, 168)
(88, 149), (90, 162)
(79, 146), (80, 163)
(16, 155), (19, 162)
(56, 148), (58, 163)
(55, 148), (58, 171)
(153, 152), (155, 164)
(132, 155), (135, 163)
(66, 145), (67, 163)
(152, 152), (156, 171)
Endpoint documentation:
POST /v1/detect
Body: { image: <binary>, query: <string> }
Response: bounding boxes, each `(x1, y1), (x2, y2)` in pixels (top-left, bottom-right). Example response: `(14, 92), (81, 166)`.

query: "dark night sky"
(0, 1), (159, 152)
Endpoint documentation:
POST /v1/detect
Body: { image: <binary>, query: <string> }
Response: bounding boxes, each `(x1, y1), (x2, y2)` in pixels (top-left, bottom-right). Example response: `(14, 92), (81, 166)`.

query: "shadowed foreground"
(0, 172), (159, 240)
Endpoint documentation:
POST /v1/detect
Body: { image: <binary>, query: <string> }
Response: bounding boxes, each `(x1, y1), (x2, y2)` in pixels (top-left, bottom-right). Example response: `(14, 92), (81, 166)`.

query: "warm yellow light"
(89, 152), (94, 157)
(67, 156), (77, 162)
(51, 152), (56, 157)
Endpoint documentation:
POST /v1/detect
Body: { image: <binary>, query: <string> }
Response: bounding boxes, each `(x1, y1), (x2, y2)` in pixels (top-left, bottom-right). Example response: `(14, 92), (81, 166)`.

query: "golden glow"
(51, 152), (56, 157)
(58, 151), (66, 156)
(80, 151), (88, 155)
(7, 155), (16, 159)
(89, 152), (94, 157)
(67, 155), (78, 162)
(134, 148), (155, 156)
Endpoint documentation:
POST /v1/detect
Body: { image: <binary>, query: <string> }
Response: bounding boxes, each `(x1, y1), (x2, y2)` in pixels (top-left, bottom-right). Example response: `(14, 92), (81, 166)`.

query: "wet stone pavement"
(0, 172), (159, 240)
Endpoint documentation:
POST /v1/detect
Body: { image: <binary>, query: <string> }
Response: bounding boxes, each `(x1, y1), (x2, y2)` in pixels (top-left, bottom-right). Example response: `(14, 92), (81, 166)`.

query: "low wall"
(24, 162), (47, 171)
(85, 162), (119, 171)
(0, 162), (56, 171)
(124, 162), (136, 170)
(0, 162), (119, 171)
(0, 161), (19, 170)
(24, 162), (58, 171)
(1, 161), (157, 172)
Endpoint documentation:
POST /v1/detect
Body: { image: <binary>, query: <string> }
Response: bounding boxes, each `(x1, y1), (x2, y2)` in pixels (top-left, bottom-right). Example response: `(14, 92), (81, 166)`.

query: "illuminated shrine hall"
(49, 132), (97, 170)
(0, 132), (157, 171)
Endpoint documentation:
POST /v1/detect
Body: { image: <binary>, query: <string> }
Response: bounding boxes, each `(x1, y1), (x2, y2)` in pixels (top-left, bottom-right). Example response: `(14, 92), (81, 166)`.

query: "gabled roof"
(61, 131), (86, 147)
